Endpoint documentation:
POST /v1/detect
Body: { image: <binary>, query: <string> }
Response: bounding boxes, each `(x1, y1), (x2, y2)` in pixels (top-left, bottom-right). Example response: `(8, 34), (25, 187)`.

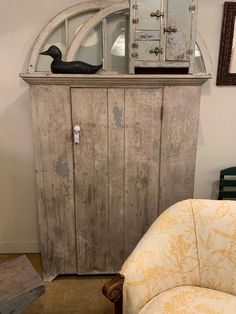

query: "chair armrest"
(102, 274), (124, 314)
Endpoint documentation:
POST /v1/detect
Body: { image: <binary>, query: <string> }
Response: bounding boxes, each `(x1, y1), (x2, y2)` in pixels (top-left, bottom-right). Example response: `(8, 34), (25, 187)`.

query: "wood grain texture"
(0, 255), (44, 313)
(31, 85), (76, 281)
(107, 89), (125, 270)
(158, 86), (201, 214)
(124, 88), (162, 258)
(72, 88), (109, 273)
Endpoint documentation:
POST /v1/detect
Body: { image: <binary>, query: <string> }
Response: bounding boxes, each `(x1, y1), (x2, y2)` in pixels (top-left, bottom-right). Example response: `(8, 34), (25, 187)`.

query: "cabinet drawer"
(137, 41), (162, 61)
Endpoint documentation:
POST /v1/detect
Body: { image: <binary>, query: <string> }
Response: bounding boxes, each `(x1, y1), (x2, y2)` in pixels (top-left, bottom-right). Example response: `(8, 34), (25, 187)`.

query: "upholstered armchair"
(103, 199), (236, 313)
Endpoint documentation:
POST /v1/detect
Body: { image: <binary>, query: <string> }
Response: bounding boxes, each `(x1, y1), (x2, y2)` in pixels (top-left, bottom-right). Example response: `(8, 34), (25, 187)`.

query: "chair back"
(218, 167), (236, 200)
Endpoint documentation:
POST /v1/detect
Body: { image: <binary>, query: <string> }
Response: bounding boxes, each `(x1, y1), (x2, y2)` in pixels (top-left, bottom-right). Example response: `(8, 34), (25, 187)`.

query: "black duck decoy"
(40, 45), (103, 74)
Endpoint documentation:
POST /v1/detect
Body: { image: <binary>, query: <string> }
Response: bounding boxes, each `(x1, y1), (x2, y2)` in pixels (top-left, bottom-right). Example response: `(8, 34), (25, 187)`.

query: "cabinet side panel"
(108, 89), (125, 271)
(71, 88), (109, 273)
(159, 86), (201, 214)
(124, 88), (162, 259)
(30, 85), (76, 281)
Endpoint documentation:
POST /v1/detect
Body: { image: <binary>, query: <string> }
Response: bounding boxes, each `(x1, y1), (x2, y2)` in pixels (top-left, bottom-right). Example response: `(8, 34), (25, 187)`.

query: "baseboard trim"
(0, 242), (40, 253)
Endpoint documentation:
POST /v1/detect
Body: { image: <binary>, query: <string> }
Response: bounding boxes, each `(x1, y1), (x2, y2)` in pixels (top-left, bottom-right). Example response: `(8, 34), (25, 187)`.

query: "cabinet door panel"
(72, 88), (109, 273)
(124, 88), (162, 258)
(165, 0), (193, 61)
(159, 86), (201, 213)
(31, 85), (76, 281)
(107, 89), (125, 270)
(137, 40), (161, 61)
(135, 0), (162, 30)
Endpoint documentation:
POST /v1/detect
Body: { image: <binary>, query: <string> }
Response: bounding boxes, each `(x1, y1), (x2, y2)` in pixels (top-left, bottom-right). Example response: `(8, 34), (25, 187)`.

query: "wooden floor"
(0, 254), (114, 314)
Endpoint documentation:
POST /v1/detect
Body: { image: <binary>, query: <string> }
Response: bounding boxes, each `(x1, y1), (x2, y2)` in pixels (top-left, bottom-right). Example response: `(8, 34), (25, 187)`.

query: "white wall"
(0, 0), (235, 252)
(195, 0), (236, 199)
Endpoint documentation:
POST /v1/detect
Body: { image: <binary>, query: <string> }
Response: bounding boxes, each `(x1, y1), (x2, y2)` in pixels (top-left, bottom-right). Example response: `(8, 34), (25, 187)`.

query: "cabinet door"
(71, 88), (162, 273)
(159, 86), (201, 213)
(135, 0), (163, 30)
(31, 85), (76, 281)
(124, 89), (162, 258)
(165, 0), (193, 61)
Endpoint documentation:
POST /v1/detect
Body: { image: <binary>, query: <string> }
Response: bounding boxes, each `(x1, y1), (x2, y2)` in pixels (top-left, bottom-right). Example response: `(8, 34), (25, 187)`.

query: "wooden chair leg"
(102, 274), (124, 314)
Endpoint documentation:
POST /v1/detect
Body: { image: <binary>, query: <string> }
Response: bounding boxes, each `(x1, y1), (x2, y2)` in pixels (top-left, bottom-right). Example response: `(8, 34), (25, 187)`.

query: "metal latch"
(73, 125), (80, 144)
(164, 26), (177, 34)
(149, 47), (163, 56)
(150, 10), (164, 19)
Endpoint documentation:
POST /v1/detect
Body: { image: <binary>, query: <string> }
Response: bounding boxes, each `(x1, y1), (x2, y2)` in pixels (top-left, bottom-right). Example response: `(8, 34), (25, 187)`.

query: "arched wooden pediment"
(26, 0), (212, 75)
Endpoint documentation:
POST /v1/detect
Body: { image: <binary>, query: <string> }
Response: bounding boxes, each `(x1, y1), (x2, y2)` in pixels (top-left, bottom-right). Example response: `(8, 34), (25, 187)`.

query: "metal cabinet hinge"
(132, 4), (138, 9)
(189, 4), (196, 12)
(132, 18), (139, 24)
(132, 42), (139, 49)
(186, 48), (193, 55)
(131, 52), (138, 58)
(150, 10), (164, 19)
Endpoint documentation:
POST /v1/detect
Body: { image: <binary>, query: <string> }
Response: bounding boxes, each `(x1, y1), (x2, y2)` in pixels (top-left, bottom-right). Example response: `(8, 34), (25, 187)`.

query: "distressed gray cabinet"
(129, 0), (198, 73)
(21, 74), (207, 281)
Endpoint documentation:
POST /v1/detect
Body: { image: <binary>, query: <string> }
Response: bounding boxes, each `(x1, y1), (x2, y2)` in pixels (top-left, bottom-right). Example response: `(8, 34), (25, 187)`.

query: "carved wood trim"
(102, 274), (124, 314)
(217, 2), (236, 85)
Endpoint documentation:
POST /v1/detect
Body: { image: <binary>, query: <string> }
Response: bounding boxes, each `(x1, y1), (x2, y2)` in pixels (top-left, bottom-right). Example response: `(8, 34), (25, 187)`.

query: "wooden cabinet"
(26, 75), (204, 281)
(129, 0), (197, 73)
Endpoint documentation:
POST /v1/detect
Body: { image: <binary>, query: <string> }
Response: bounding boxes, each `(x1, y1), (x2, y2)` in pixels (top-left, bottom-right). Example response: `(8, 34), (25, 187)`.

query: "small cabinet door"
(137, 41), (162, 61)
(71, 88), (162, 273)
(135, 0), (163, 30)
(165, 0), (193, 61)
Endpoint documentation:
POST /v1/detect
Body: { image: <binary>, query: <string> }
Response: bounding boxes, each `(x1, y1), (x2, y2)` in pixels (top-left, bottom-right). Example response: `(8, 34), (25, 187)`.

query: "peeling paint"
(113, 106), (122, 128)
(56, 153), (69, 177)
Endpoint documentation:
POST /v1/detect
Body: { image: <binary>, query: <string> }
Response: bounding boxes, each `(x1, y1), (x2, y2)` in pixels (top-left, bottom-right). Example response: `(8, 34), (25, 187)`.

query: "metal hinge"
(132, 4), (138, 9)
(132, 42), (139, 49)
(189, 4), (196, 12)
(164, 26), (177, 34)
(132, 18), (139, 24)
(131, 52), (138, 58)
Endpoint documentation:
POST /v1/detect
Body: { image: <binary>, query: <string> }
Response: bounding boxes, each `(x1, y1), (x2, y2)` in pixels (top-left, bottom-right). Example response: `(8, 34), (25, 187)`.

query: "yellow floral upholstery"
(139, 286), (236, 314)
(120, 199), (236, 314)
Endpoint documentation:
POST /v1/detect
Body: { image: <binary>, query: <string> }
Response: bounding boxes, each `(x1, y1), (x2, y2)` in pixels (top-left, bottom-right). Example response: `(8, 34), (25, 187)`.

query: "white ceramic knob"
(74, 125), (81, 132)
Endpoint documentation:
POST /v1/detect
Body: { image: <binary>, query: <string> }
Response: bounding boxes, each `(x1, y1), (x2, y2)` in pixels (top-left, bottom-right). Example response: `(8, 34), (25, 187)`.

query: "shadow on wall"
(0, 90), (39, 251)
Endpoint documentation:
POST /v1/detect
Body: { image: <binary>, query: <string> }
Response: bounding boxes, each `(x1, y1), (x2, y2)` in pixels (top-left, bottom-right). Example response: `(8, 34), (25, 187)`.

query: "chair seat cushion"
(139, 286), (236, 314)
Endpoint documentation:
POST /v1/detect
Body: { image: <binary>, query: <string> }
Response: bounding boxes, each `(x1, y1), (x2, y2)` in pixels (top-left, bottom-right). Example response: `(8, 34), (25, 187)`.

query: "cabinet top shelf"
(20, 72), (211, 87)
